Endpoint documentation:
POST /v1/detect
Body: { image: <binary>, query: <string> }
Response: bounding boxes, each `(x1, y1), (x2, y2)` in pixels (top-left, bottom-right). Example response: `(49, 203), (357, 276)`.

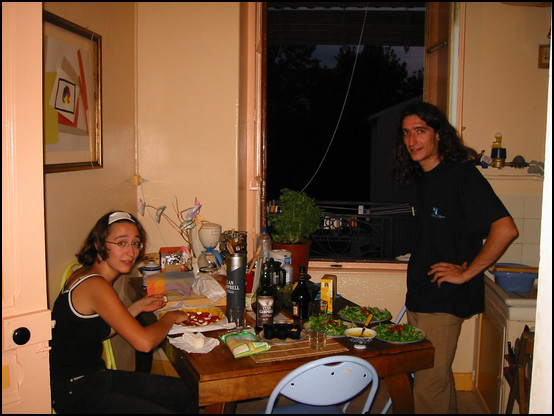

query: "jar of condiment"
(140, 260), (161, 287)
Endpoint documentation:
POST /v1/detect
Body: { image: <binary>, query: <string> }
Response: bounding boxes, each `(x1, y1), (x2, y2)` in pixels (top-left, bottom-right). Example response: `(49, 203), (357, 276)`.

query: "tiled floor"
(152, 360), (489, 414)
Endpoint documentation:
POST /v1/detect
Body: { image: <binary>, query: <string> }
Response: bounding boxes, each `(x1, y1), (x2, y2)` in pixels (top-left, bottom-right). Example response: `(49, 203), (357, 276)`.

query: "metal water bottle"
(225, 252), (246, 321)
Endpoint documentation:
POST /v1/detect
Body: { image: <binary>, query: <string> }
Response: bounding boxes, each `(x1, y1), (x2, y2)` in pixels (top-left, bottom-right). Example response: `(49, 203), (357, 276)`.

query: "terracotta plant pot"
(272, 239), (311, 281)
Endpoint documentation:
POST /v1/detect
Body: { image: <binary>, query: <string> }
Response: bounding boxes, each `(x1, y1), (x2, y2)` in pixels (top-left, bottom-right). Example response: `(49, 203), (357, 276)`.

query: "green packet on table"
(219, 328), (271, 359)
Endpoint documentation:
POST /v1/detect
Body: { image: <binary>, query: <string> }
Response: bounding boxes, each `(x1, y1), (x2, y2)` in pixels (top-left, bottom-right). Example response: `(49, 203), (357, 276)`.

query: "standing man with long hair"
(390, 102), (519, 413)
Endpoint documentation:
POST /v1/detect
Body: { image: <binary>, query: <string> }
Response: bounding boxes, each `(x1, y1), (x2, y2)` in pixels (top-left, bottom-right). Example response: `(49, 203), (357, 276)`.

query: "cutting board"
(250, 337), (348, 363)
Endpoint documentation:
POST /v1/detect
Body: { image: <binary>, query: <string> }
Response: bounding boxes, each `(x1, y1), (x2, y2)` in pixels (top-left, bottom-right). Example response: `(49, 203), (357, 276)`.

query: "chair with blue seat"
(60, 261), (117, 370)
(260, 355), (379, 414)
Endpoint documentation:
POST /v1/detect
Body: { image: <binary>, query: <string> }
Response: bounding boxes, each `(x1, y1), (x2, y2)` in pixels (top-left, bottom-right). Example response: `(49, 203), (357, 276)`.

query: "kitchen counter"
(476, 275), (537, 413)
(484, 273), (537, 320)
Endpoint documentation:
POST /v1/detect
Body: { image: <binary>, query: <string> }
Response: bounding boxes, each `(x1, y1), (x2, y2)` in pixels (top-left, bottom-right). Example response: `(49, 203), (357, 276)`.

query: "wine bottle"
(291, 266), (311, 320)
(256, 262), (274, 331)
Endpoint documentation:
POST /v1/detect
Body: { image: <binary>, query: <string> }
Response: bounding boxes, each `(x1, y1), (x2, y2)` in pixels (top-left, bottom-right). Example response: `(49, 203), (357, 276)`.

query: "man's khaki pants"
(407, 311), (464, 414)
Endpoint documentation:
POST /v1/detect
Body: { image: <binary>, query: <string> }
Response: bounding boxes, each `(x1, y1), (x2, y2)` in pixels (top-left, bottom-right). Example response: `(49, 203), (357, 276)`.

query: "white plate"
(259, 330), (307, 344)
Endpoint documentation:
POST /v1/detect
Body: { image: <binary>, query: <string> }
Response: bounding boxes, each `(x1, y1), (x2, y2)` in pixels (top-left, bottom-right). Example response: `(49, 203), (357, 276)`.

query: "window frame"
(240, 2), (461, 264)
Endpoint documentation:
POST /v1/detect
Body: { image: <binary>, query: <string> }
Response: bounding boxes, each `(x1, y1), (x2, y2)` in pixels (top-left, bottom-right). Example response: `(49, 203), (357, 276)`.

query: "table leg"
(135, 350), (153, 373)
(203, 402), (236, 414)
(385, 373), (415, 414)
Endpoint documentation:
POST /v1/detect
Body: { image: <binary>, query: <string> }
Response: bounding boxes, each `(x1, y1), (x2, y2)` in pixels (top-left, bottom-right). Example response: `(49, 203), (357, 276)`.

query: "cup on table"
(229, 307), (246, 329)
(308, 329), (327, 350)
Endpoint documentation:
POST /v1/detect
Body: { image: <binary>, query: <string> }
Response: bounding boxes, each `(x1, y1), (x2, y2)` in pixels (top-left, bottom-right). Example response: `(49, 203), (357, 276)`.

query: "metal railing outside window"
(267, 201), (415, 262)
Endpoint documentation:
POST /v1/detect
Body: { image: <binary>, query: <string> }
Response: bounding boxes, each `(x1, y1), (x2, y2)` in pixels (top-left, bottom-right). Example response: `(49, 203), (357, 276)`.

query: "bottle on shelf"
(282, 257), (293, 286)
(291, 266), (312, 321)
(255, 262), (274, 331)
(256, 227), (272, 260)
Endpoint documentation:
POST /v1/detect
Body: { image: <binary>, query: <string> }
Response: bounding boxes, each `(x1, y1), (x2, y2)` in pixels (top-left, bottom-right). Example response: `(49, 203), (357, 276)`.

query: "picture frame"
(43, 11), (103, 173)
(538, 44), (549, 69)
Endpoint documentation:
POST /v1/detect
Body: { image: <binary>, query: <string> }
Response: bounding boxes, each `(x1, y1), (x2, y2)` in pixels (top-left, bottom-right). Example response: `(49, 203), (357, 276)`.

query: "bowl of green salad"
(303, 315), (355, 338)
(337, 305), (392, 324)
(374, 323), (426, 344)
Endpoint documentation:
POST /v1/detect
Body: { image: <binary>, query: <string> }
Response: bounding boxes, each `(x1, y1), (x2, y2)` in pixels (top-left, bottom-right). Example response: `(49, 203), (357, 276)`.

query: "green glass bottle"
(256, 262), (274, 331)
(291, 266), (311, 320)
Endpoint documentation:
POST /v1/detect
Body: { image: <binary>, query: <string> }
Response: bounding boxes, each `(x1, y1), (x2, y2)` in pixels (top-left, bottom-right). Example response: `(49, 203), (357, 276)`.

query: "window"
(252, 2), (450, 259)
(266, 2), (425, 205)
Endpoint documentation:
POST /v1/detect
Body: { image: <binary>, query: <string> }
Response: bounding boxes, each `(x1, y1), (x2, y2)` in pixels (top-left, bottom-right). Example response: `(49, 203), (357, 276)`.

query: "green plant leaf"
(267, 188), (324, 243)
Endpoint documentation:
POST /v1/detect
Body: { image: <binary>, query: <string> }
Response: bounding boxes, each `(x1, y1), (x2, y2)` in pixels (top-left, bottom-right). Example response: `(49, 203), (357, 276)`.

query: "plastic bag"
(219, 328), (270, 359)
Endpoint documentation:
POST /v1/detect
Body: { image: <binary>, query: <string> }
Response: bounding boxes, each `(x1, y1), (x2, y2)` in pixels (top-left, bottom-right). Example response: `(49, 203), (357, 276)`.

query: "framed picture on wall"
(43, 10), (103, 173)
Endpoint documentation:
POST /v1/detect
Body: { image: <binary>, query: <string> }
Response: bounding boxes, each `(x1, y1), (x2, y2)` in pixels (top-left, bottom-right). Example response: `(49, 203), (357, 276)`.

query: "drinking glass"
(308, 329), (327, 350)
(229, 307), (246, 329)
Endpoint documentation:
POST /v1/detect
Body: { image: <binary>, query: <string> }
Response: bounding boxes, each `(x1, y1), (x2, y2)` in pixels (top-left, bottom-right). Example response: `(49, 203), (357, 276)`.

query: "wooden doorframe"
(2, 3), (52, 413)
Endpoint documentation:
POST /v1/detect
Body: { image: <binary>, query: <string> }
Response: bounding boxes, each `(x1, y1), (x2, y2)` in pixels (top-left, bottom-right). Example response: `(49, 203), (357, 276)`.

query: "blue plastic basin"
(490, 263), (538, 293)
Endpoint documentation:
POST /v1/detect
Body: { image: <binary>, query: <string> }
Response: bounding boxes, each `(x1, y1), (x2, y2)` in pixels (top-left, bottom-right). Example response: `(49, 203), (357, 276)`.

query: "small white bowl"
(345, 327), (377, 349)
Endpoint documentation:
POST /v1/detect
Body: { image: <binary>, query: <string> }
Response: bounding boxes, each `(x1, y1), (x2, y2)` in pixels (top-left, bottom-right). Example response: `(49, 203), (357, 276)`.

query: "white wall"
(43, 2), (138, 307)
(461, 2), (550, 164)
(136, 2), (241, 252)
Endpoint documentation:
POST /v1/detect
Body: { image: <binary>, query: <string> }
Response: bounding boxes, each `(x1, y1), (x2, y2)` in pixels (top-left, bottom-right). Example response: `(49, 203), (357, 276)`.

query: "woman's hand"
(167, 310), (190, 325)
(127, 294), (168, 317)
(140, 294), (168, 312)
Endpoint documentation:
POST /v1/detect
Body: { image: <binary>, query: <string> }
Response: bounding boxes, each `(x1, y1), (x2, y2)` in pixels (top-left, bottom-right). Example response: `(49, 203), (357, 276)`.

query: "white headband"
(108, 212), (135, 225)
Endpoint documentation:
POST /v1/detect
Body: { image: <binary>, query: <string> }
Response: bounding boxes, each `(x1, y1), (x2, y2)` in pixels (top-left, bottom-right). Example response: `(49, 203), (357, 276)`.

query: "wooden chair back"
(504, 326), (534, 414)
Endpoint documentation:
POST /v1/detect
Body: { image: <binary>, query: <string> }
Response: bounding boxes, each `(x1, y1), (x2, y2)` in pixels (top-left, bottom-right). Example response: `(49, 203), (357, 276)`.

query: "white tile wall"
(496, 194), (542, 266)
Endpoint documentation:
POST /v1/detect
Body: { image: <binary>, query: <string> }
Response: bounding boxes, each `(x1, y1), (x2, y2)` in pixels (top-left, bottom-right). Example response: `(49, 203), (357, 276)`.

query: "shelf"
(479, 167), (543, 181)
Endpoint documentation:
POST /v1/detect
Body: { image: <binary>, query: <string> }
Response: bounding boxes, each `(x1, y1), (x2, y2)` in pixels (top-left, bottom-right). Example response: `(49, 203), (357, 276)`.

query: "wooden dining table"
(128, 276), (434, 414)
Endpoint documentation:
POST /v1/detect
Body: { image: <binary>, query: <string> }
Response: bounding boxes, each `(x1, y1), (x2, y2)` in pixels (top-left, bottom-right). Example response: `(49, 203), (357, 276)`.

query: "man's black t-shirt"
(406, 162), (511, 318)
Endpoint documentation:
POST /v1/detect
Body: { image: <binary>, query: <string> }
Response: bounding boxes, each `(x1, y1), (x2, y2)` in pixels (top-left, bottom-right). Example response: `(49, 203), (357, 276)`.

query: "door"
(476, 311), (504, 414)
(2, 3), (52, 413)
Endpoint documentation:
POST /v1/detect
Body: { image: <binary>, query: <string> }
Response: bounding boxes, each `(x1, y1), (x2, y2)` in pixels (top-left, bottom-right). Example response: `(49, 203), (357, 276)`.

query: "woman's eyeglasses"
(106, 240), (144, 250)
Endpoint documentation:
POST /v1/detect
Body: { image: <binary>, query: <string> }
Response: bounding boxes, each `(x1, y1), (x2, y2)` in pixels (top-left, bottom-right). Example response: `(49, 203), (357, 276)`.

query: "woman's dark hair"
(77, 211), (147, 267)
(390, 101), (478, 185)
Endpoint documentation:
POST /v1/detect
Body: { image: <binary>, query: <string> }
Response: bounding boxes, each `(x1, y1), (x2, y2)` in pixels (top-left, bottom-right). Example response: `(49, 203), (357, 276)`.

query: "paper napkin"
(168, 332), (219, 354)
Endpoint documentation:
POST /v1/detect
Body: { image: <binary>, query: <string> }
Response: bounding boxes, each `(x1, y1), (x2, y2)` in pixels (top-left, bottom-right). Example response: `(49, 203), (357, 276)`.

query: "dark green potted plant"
(267, 188), (324, 280)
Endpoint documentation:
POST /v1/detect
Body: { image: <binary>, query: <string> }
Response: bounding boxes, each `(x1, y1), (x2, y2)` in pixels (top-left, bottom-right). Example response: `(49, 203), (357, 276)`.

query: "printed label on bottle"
(292, 303), (299, 317)
(256, 296), (274, 326)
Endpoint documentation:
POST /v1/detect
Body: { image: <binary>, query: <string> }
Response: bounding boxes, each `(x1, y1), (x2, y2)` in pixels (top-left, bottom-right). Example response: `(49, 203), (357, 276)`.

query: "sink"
(484, 273), (537, 320)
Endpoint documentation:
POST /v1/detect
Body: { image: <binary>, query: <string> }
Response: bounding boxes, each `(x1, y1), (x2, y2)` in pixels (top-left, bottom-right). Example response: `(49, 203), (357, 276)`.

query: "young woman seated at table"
(50, 211), (198, 414)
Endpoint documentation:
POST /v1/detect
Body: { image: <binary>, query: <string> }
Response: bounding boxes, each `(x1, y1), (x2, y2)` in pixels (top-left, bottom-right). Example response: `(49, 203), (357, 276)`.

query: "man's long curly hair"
(390, 102), (478, 185)
(76, 211), (147, 267)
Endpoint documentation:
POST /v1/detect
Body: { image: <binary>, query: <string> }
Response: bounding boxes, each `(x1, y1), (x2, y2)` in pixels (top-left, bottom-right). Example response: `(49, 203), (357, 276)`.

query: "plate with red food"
(156, 303), (228, 334)
(183, 308), (225, 327)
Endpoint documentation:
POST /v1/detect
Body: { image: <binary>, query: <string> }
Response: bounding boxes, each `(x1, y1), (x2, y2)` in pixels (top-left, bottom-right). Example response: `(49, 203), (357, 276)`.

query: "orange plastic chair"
(59, 261), (117, 370)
